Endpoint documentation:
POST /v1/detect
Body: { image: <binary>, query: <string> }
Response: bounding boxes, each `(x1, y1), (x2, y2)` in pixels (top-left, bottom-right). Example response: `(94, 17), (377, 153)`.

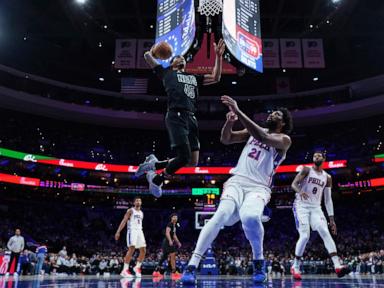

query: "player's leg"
(239, 191), (267, 283)
(186, 114), (200, 167)
(181, 198), (237, 283)
(291, 204), (311, 280)
(120, 246), (135, 278)
(311, 208), (350, 277)
(133, 231), (146, 277)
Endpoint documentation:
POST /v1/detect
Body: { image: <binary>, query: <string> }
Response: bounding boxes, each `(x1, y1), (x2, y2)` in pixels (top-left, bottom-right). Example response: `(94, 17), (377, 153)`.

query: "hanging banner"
(136, 39), (155, 69)
(262, 39), (280, 68)
(302, 39), (325, 68)
(114, 39), (137, 69)
(280, 39), (302, 68)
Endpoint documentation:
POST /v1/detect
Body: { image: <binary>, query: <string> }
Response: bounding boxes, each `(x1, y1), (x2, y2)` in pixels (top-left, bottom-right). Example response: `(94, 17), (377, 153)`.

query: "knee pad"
(298, 226), (310, 242)
(241, 213), (262, 229)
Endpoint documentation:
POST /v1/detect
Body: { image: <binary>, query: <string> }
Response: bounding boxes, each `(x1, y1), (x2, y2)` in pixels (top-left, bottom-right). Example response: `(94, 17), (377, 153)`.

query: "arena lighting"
(75, 0), (87, 4)
(0, 147), (348, 174)
(313, 77), (319, 81)
(331, 0), (341, 4)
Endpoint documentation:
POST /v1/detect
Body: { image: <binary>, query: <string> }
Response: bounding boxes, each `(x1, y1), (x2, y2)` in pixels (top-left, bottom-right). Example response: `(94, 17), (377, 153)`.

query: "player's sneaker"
(133, 266), (142, 277)
(152, 271), (162, 277)
(290, 265), (302, 280)
(252, 260), (267, 283)
(135, 154), (158, 177)
(171, 271), (182, 280)
(181, 265), (196, 284)
(146, 170), (163, 198)
(335, 266), (351, 278)
(120, 269), (134, 278)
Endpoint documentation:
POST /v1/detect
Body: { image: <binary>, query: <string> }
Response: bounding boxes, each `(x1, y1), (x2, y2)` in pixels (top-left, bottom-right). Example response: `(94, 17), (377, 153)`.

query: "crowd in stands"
(0, 193), (383, 276)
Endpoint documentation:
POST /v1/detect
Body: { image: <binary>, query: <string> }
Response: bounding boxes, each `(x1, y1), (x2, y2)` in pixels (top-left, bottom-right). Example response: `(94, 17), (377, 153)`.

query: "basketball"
(152, 41), (173, 60)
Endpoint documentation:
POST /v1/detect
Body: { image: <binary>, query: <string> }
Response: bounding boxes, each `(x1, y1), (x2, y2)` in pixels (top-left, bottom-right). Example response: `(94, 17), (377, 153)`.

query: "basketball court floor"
(1, 275), (383, 288)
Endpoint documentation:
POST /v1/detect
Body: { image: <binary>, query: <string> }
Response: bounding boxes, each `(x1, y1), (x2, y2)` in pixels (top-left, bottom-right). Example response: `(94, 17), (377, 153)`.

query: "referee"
(152, 214), (182, 280)
(6, 228), (24, 276)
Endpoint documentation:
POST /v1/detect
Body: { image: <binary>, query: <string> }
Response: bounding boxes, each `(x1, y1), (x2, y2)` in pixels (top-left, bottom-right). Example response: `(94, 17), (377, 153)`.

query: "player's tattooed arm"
(291, 166), (310, 200)
(115, 209), (132, 241)
(203, 39), (225, 85)
(221, 95), (291, 151)
(144, 45), (160, 68)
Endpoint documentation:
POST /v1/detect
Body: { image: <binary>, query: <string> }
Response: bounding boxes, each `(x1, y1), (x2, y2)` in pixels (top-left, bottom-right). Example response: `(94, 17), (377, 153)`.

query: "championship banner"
(114, 39), (137, 69)
(302, 39), (325, 68)
(262, 39), (280, 68)
(186, 33), (236, 74)
(136, 39), (154, 69)
(280, 39), (303, 68)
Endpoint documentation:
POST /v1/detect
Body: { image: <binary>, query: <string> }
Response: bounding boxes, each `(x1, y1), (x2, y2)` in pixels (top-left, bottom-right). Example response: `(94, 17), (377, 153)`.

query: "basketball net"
(198, 0), (223, 16)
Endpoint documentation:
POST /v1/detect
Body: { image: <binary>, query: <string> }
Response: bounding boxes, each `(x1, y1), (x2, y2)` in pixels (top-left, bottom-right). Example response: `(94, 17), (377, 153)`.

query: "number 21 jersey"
(231, 136), (286, 187)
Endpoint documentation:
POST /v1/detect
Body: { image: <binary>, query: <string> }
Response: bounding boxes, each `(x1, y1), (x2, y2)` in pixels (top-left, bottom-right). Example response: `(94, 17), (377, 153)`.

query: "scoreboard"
(222, 0), (263, 72)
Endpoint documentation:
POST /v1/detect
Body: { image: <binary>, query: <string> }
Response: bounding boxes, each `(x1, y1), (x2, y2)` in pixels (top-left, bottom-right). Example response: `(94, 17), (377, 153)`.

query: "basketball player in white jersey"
(290, 152), (350, 279)
(115, 197), (146, 278)
(181, 95), (293, 284)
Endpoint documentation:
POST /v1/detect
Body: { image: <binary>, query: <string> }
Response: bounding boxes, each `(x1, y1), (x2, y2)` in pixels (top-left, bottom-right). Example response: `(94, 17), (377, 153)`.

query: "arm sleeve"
(323, 187), (334, 217)
(153, 65), (167, 80)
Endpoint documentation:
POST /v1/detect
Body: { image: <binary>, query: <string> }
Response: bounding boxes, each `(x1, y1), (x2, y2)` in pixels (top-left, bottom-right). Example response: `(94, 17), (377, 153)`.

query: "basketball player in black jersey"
(152, 213), (182, 280)
(139, 39), (225, 197)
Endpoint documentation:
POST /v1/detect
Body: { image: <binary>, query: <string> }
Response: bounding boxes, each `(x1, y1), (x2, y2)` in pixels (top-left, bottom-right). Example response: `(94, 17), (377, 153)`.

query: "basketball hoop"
(198, 0), (223, 16)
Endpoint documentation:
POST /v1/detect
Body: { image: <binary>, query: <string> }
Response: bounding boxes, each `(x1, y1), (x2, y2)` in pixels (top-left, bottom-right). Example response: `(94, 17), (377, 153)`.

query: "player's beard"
(266, 119), (278, 131)
(314, 160), (323, 167)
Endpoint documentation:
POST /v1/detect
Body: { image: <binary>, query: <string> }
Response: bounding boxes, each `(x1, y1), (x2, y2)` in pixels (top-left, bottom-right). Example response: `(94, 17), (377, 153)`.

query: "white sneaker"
(133, 266), (142, 277)
(13, 272), (18, 277)
(135, 154), (158, 177)
(146, 170), (162, 198)
(5, 272), (9, 277)
(120, 269), (134, 278)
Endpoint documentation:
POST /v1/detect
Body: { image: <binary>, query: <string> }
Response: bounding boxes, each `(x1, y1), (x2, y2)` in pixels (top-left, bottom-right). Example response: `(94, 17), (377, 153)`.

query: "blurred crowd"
(0, 193), (382, 276)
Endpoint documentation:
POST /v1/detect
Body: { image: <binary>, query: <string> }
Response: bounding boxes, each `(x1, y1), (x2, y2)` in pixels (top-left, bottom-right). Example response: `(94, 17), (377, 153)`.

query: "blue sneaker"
(135, 154), (158, 177)
(252, 260), (266, 283)
(181, 265), (196, 285)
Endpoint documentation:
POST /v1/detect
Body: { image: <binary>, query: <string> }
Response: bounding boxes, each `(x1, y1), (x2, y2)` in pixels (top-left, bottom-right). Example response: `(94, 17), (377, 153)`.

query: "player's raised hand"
(226, 111), (238, 123)
(214, 39), (226, 57)
(299, 192), (309, 200)
(221, 95), (240, 114)
(329, 219), (337, 235)
(114, 232), (120, 241)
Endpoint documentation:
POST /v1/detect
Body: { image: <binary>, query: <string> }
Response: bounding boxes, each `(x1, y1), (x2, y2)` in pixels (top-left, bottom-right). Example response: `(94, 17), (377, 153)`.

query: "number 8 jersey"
(231, 136), (286, 188)
(295, 167), (328, 206)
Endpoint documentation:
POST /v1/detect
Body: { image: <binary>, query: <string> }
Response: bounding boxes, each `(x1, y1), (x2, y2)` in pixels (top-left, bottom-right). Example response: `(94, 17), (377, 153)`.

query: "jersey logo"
(184, 84), (196, 99)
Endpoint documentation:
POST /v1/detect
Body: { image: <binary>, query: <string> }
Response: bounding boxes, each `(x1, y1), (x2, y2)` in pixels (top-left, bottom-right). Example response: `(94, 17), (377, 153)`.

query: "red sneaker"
(152, 271), (161, 277)
(290, 266), (302, 280)
(171, 272), (182, 280)
(335, 266), (351, 278)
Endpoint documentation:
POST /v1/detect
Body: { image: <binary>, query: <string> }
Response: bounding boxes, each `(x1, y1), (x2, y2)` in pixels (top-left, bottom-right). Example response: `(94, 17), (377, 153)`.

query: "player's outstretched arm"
(291, 166), (310, 200)
(220, 111), (249, 145)
(221, 95), (291, 151)
(203, 39), (225, 85)
(144, 46), (160, 69)
(114, 209), (132, 240)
